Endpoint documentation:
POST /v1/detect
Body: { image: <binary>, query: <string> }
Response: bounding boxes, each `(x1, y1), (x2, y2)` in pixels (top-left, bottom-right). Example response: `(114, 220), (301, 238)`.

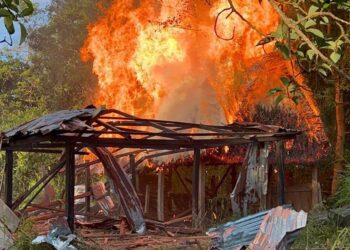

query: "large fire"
(81, 0), (326, 142)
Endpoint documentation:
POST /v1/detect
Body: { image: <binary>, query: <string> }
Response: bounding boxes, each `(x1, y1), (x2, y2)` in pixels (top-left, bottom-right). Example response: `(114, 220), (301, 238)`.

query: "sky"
(0, 0), (52, 55)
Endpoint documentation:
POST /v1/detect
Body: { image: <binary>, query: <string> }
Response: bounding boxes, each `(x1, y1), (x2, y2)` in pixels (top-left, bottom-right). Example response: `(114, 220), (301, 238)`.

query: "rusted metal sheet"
(91, 147), (146, 234)
(207, 206), (307, 250)
(2, 108), (101, 139)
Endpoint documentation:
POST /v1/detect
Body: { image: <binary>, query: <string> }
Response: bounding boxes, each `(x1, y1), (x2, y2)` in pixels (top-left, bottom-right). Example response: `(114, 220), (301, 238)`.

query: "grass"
(293, 204), (350, 249)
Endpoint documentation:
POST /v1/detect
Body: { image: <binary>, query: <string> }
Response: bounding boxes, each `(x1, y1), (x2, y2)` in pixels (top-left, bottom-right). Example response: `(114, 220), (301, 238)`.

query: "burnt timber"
(0, 107), (300, 232)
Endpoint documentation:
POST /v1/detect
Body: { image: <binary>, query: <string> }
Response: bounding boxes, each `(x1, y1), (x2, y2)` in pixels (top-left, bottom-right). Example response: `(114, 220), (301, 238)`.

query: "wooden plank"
(144, 185), (150, 214)
(65, 144), (75, 232)
(4, 150), (13, 207)
(276, 141), (285, 205)
(192, 148), (200, 228)
(157, 171), (165, 221)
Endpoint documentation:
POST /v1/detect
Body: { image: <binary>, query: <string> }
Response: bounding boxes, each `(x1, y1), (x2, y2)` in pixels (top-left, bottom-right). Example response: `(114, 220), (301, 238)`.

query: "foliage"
(334, 162), (350, 207)
(259, 0), (350, 105)
(0, 0), (34, 45)
(294, 204), (350, 249)
(9, 219), (45, 250)
(27, 0), (102, 111)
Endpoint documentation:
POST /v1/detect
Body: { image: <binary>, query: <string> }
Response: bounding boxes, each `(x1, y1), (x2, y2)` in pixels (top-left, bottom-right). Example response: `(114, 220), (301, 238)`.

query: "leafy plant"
(0, 0), (34, 45)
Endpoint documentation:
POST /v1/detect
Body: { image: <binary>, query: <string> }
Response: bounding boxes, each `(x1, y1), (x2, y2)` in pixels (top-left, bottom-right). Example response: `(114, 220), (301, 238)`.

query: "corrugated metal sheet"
(249, 206), (307, 249)
(207, 206), (307, 250)
(2, 108), (101, 139)
(207, 210), (269, 249)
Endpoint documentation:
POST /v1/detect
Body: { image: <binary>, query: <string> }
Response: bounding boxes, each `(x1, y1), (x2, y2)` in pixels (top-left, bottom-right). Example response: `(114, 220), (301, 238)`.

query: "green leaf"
(318, 68), (327, 76)
(19, 23), (27, 45)
(4, 16), (15, 34)
(272, 23), (288, 39)
(8, 4), (19, 13)
(288, 84), (296, 93)
(0, 9), (11, 17)
(330, 52), (341, 63)
(292, 96), (300, 105)
(308, 5), (319, 15)
(280, 76), (290, 86)
(297, 50), (304, 58)
(23, 0), (33, 9)
(19, 7), (33, 17)
(320, 16), (329, 25)
(322, 3), (330, 9)
(274, 95), (285, 106)
(14, 0), (19, 4)
(290, 30), (299, 40)
(267, 87), (283, 96)
(305, 19), (317, 29)
(275, 41), (290, 60)
(320, 63), (332, 73)
(307, 28), (324, 38)
(307, 49), (315, 60)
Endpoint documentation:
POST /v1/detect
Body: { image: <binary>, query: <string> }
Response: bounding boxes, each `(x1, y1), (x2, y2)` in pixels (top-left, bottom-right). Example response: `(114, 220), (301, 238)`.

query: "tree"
(27, 0), (103, 111)
(222, 0), (350, 194)
(0, 0), (34, 45)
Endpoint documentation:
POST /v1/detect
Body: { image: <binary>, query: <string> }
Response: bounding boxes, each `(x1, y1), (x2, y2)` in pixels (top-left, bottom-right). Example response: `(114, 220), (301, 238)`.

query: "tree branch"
(267, 0), (350, 82)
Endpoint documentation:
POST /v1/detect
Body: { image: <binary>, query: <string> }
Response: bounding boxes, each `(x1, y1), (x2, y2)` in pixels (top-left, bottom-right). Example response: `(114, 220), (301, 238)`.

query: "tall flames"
(81, 0), (326, 142)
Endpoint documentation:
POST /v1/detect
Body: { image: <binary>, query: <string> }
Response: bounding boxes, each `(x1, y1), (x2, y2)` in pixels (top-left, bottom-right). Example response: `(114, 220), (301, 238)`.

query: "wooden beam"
(198, 160), (205, 229)
(192, 148), (200, 228)
(65, 144), (75, 232)
(276, 141), (285, 205)
(311, 165), (319, 207)
(157, 171), (165, 221)
(12, 160), (65, 210)
(130, 155), (136, 189)
(85, 164), (91, 214)
(4, 150), (13, 208)
(144, 185), (150, 214)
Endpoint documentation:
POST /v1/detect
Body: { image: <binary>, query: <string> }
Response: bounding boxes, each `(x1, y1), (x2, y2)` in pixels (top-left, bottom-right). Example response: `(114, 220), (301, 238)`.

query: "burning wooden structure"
(0, 106), (301, 233)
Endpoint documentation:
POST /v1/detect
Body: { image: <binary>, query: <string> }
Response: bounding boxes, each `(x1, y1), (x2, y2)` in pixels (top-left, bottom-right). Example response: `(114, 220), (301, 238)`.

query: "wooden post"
(157, 171), (164, 221)
(85, 165), (91, 213)
(130, 155), (136, 189)
(276, 141), (285, 205)
(65, 145), (75, 232)
(4, 150), (13, 208)
(259, 143), (269, 210)
(144, 185), (150, 214)
(198, 162), (205, 229)
(311, 165), (319, 207)
(192, 148), (200, 227)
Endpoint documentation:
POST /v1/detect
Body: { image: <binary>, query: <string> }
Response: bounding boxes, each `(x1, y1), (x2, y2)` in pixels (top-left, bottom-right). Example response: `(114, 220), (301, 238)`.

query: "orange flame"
(81, 0), (325, 141)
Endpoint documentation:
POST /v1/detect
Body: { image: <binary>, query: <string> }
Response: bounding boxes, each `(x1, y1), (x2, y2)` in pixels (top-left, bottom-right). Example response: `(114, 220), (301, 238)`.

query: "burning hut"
(0, 106), (301, 234)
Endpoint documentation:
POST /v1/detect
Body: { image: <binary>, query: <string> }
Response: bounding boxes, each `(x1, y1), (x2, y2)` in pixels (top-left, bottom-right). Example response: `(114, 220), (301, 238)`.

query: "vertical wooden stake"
(157, 171), (164, 221)
(4, 150), (13, 208)
(312, 165), (319, 207)
(192, 148), (200, 228)
(144, 185), (150, 214)
(198, 162), (205, 229)
(130, 155), (136, 190)
(65, 144), (75, 232)
(85, 165), (91, 214)
(276, 141), (285, 205)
